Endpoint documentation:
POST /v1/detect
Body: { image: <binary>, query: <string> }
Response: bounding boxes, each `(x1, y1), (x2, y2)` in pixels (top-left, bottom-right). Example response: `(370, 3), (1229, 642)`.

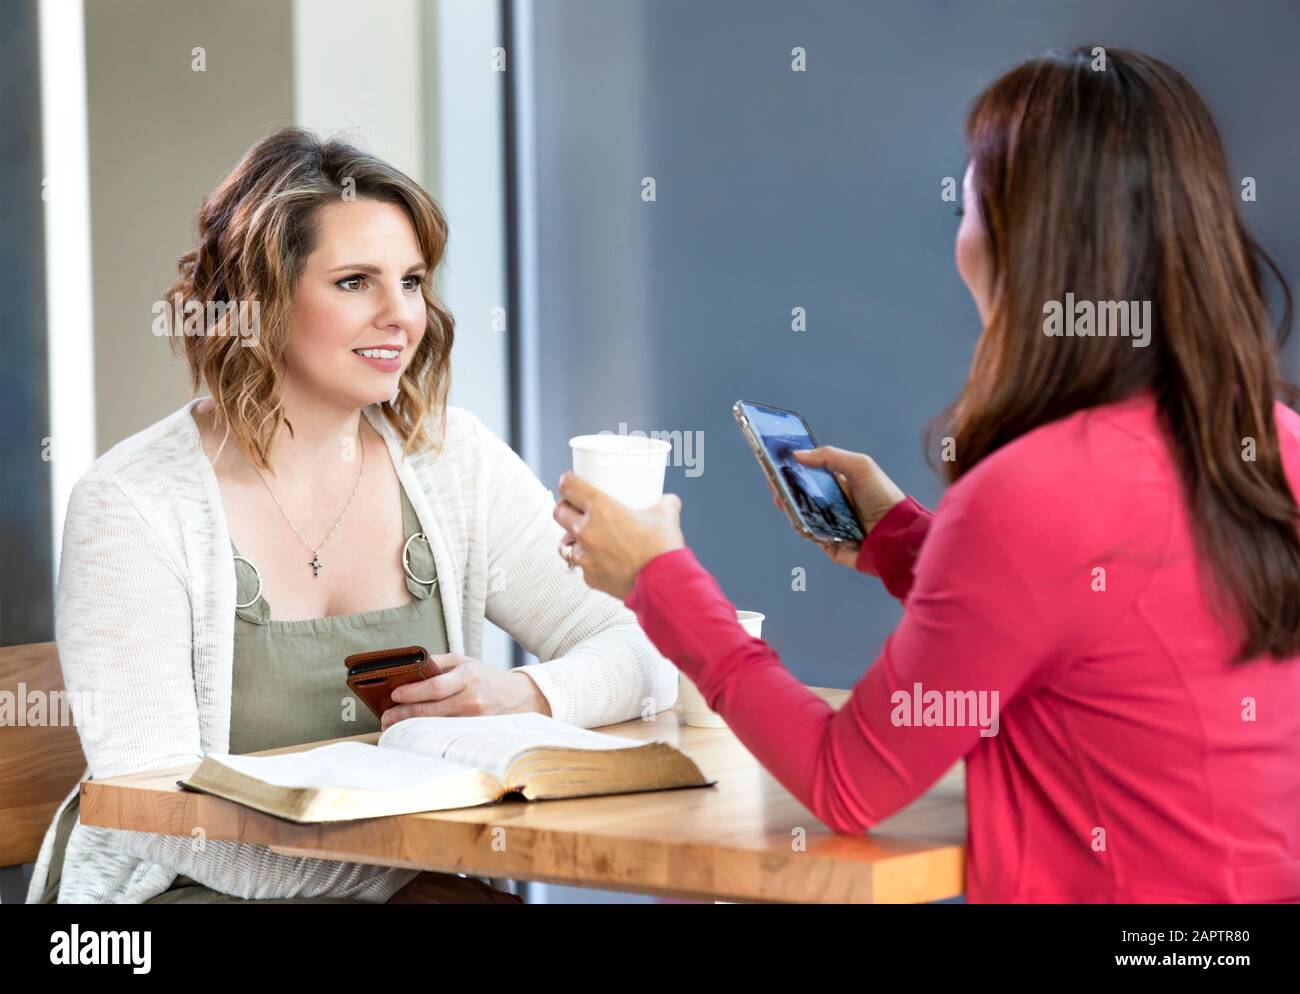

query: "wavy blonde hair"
(163, 127), (454, 471)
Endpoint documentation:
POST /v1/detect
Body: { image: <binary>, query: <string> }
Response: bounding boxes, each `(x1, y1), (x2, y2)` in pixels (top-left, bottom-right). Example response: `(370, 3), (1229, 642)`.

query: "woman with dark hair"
(30, 127), (677, 904)
(555, 46), (1300, 902)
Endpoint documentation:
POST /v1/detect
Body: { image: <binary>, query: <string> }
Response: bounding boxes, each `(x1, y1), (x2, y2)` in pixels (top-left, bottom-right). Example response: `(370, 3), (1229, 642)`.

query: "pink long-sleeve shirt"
(624, 390), (1300, 902)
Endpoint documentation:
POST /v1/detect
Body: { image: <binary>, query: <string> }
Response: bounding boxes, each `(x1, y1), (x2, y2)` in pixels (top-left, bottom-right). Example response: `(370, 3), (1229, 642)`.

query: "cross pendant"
(310, 552), (322, 577)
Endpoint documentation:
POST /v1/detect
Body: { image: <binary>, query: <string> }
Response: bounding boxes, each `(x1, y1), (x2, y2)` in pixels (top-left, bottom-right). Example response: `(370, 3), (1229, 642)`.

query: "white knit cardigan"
(26, 397), (678, 903)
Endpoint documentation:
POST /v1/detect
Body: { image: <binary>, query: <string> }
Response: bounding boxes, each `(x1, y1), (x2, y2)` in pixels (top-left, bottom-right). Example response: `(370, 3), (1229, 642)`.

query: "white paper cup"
(678, 610), (765, 727)
(569, 434), (672, 510)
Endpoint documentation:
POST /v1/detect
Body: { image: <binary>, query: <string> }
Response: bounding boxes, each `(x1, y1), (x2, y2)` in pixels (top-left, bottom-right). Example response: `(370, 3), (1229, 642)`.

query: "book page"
(209, 741), (478, 792)
(377, 713), (645, 782)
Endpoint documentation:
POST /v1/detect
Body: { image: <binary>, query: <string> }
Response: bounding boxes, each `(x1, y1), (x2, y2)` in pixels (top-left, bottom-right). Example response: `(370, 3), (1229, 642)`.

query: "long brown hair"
(930, 46), (1300, 662)
(163, 127), (455, 470)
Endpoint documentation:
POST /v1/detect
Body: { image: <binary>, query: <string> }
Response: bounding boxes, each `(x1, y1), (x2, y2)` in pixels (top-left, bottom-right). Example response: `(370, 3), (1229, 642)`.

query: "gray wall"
(86, 0), (295, 451)
(519, 0), (1300, 690)
(0, 0), (52, 649)
(0, 0), (49, 905)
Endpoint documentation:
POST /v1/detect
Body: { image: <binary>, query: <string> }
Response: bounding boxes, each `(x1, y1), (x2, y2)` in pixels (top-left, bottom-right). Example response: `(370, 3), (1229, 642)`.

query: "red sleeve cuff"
(853, 495), (932, 600)
(626, 545), (700, 603)
(624, 546), (756, 690)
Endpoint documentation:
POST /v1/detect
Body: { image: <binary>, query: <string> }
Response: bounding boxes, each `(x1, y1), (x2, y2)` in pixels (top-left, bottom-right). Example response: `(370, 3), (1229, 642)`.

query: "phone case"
(343, 645), (441, 721)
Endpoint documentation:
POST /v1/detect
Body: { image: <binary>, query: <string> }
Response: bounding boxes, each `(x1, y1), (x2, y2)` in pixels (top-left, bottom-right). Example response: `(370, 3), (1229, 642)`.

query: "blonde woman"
(29, 128), (677, 904)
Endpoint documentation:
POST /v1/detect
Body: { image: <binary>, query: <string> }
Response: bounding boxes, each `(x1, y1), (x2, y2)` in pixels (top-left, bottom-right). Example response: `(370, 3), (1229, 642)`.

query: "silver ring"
(562, 542), (580, 570)
(232, 555), (262, 609)
(402, 532), (438, 586)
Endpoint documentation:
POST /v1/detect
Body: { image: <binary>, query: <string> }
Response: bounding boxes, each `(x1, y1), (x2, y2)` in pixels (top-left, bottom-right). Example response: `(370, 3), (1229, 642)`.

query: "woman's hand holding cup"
(554, 472), (685, 599)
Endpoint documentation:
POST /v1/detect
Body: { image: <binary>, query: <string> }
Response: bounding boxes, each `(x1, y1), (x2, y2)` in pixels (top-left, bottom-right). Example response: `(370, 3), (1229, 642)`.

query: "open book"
(180, 713), (713, 823)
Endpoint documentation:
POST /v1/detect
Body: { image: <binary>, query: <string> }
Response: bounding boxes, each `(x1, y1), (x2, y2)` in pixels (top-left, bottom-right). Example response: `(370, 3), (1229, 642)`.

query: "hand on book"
(380, 653), (551, 729)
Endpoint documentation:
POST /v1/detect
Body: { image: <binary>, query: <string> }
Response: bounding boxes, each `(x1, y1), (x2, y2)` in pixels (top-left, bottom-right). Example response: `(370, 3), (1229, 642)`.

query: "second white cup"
(678, 610), (765, 727)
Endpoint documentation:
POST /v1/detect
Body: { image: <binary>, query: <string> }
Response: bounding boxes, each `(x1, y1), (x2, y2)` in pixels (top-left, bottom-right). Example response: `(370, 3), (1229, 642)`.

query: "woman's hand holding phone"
(381, 654), (551, 727)
(768, 447), (905, 568)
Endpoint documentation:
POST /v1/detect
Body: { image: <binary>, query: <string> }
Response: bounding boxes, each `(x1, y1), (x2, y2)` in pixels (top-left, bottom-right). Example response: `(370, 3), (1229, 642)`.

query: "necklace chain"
(253, 422), (366, 578)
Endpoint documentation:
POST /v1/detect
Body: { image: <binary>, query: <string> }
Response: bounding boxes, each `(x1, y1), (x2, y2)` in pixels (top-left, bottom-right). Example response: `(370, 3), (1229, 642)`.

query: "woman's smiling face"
(283, 198), (428, 408)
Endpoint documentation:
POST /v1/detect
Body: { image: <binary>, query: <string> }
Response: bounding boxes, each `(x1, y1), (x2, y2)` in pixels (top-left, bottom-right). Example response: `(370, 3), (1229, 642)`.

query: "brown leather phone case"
(344, 645), (441, 721)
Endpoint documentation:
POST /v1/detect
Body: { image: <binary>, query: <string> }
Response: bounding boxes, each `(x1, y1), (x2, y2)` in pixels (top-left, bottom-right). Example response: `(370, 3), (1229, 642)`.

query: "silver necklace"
(253, 422), (366, 578)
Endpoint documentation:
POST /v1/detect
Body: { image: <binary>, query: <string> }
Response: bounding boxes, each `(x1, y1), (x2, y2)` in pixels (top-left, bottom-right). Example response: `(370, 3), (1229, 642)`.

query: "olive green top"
(39, 481), (449, 902)
(228, 480), (449, 754)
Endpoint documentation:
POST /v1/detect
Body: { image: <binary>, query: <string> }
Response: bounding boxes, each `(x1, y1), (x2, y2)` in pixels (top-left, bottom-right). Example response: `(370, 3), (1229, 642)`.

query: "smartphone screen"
(736, 401), (865, 542)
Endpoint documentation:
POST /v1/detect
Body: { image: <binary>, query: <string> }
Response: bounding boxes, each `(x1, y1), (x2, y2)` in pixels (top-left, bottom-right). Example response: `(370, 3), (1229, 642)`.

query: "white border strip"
(39, 0), (97, 586)
(511, 0), (541, 473)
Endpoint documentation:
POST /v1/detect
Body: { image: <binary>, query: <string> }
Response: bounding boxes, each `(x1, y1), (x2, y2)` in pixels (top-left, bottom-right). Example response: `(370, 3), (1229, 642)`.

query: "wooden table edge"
(76, 688), (967, 903)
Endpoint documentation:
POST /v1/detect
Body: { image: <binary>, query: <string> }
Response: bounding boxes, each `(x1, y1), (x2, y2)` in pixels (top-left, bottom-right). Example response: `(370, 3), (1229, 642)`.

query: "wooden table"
(78, 688), (966, 903)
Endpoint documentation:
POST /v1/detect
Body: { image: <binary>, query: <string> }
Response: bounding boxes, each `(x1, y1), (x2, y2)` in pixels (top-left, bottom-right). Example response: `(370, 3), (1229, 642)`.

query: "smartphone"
(343, 645), (442, 721)
(732, 400), (865, 544)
